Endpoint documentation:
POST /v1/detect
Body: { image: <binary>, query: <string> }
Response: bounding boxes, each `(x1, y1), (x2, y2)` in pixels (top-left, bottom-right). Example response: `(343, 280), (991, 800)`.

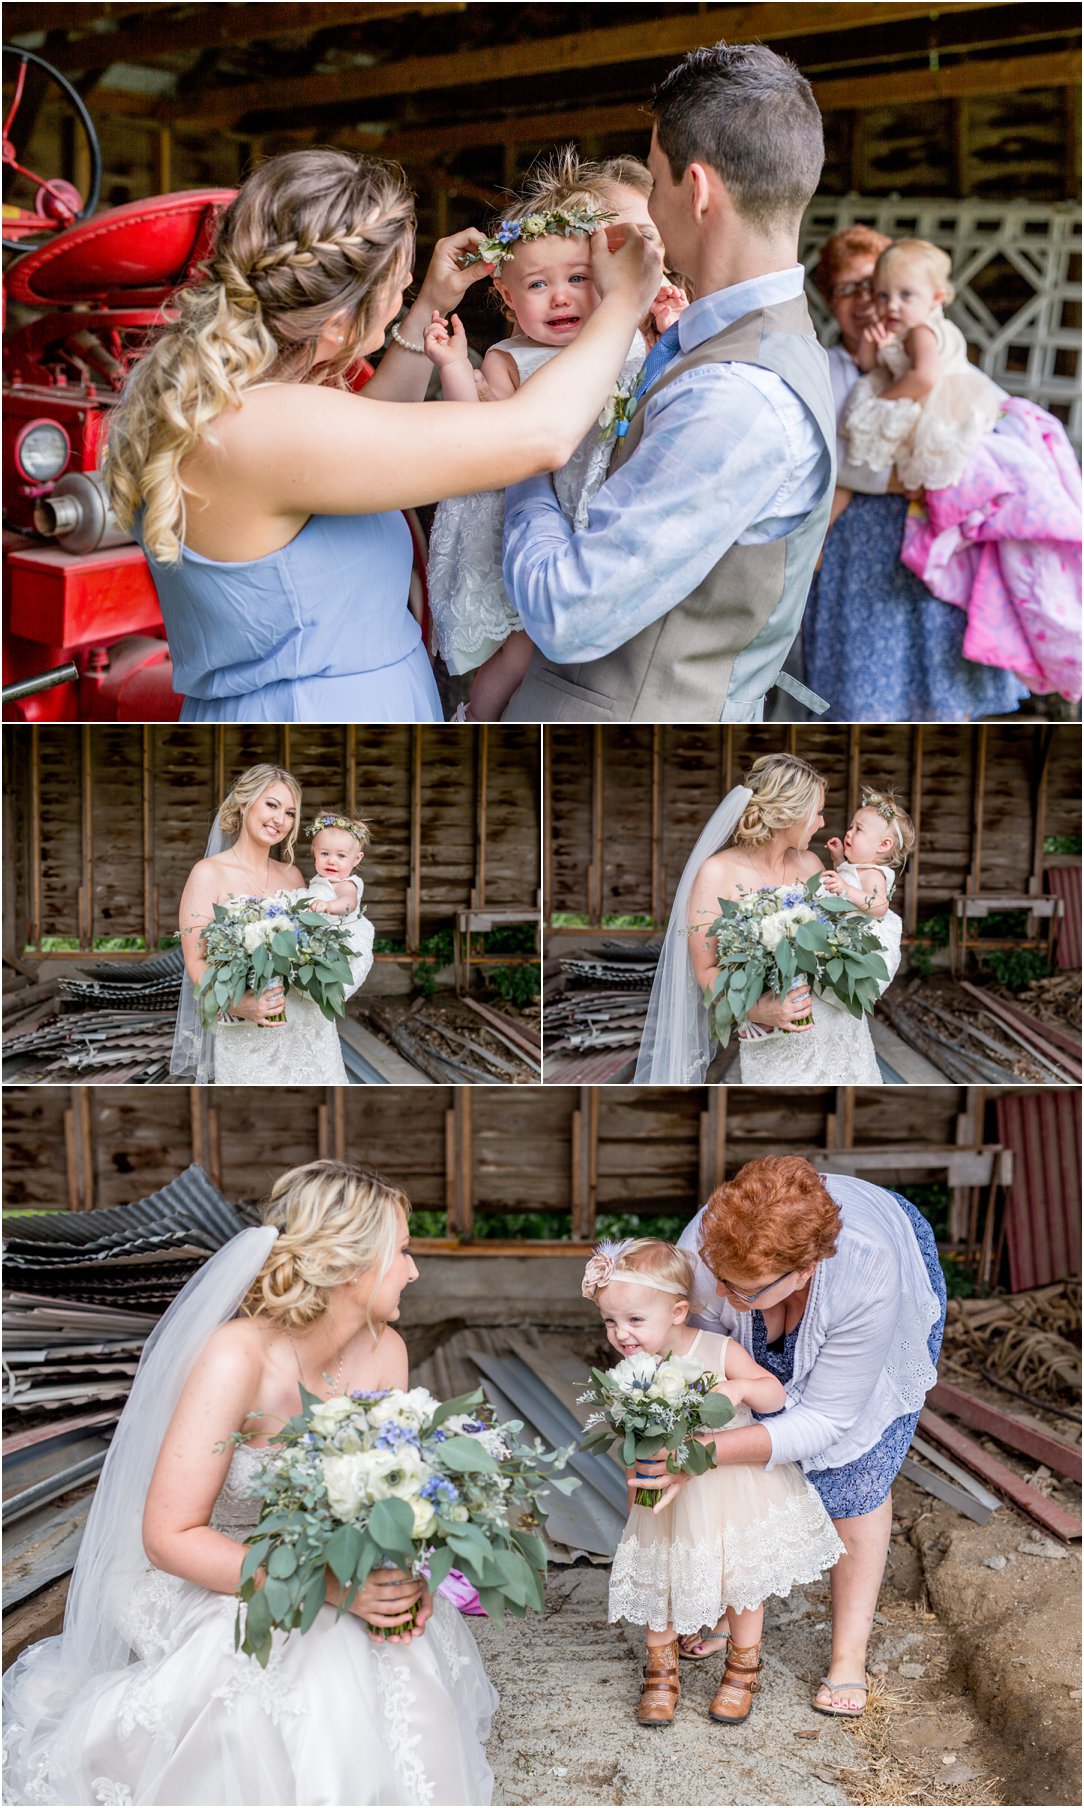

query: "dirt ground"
(469, 1474), (1081, 1808)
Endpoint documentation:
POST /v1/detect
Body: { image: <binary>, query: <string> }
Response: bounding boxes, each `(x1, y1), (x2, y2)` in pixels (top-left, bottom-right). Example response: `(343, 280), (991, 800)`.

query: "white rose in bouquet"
(367, 1387), (436, 1430)
(410, 1496), (437, 1539)
(309, 1395), (358, 1437)
(322, 1451), (374, 1520)
(666, 1354), (708, 1386)
(610, 1352), (658, 1391)
(649, 1361), (693, 1403)
(241, 919), (279, 953)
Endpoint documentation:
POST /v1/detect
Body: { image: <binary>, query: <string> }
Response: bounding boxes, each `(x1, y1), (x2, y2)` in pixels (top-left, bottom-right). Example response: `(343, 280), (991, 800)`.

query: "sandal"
(678, 1628), (728, 1661)
(811, 1676), (869, 1718)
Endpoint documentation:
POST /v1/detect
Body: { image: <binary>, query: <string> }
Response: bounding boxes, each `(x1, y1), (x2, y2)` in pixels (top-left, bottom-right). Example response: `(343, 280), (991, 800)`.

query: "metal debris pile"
(942, 1282), (1082, 1412)
(543, 942), (659, 1068)
(3, 1168), (247, 1613)
(879, 977), (1081, 1083)
(1013, 970), (1082, 1033)
(361, 995), (539, 1084)
(3, 950), (185, 1084)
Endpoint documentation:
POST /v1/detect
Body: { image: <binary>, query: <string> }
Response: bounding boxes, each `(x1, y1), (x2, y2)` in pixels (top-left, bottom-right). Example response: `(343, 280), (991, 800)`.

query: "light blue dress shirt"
(502, 266), (833, 665)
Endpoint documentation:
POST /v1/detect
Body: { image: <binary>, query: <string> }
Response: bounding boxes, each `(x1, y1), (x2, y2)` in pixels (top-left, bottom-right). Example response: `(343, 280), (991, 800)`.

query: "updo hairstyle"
(733, 753), (826, 848)
(106, 149), (416, 563)
(699, 1156), (841, 1278)
(242, 1160), (412, 1330)
(216, 764), (302, 864)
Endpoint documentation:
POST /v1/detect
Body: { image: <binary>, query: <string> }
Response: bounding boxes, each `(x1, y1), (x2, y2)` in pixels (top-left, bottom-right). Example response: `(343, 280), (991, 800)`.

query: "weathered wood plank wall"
(6, 726), (539, 953)
(548, 726), (1081, 924)
(2, 1084), (1024, 1227)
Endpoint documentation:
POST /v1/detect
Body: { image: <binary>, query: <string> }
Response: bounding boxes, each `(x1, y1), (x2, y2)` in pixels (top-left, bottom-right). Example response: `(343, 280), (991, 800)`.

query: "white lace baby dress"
(608, 1330), (845, 1631)
(842, 308), (1002, 491)
(6, 1441), (498, 1806)
(304, 874), (375, 999)
(427, 329), (647, 674)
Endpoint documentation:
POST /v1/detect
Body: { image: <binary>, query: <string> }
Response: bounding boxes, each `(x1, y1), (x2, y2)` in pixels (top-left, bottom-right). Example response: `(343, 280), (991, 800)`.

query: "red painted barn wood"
(996, 1091), (1082, 1292)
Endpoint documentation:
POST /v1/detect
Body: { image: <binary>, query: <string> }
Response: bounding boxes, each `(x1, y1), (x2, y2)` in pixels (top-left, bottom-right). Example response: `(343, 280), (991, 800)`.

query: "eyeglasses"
(717, 1269), (796, 1305)
(831, 277), (875, 301)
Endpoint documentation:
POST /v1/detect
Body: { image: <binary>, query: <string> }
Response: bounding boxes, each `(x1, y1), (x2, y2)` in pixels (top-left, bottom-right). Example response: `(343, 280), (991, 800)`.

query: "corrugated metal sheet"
(1046, 864), (1081, 970)
(996, 1092), (1082, 1291)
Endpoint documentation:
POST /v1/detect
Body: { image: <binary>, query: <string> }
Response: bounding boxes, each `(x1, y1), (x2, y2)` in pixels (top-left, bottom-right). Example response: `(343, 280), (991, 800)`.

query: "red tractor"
(3, 47), (429, 721)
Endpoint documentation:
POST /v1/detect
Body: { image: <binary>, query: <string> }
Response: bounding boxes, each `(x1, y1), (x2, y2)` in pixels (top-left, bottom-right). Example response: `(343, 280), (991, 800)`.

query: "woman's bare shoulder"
(790, 849), (823, 878)
(197, 1316), (269, 1381)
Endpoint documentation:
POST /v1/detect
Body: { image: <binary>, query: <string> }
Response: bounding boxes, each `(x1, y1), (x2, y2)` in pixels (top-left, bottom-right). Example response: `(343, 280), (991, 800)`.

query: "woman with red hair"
(796, 225), (1028, 721)
(635, 1157), (946, 1719)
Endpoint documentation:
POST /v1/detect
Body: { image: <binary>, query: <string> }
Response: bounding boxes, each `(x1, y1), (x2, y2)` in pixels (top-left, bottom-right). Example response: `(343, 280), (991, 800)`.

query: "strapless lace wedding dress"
(737, 884), (902, 1086)
(213, 991), (348, 1085)
(22, 1444), (497, 1805)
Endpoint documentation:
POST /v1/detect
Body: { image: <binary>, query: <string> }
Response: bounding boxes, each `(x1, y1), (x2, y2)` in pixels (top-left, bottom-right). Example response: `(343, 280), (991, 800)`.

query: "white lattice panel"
(800, 198), (1082, 451)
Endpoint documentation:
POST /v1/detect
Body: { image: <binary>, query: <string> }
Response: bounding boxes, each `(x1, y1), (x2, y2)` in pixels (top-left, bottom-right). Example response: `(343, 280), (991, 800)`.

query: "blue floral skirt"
(752, 1192), (947, 1520)
(802, 493), (1029, 722)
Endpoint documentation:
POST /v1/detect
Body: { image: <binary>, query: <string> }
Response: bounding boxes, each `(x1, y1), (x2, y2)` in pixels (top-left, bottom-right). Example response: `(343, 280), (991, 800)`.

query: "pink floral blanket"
(901, 397), (1082, 699)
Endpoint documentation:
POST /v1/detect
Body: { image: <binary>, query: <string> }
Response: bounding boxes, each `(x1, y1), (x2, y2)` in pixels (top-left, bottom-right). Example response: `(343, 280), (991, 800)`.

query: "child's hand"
(649, 281), (689, 335)
(422, 309), (470, 369)
(628, 1455), (690, 1514)
(824, 837), (845, 867)
(819, 870), (846, 895)
(856, 319), (891, 372)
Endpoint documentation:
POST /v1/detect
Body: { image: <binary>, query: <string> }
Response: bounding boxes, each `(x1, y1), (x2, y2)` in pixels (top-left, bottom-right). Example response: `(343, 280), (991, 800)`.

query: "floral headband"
(861, 789), (904, 848)
(581, 1239), (686, 1300)
(306, 814), (369, 846)
(461, 202), (616, 271)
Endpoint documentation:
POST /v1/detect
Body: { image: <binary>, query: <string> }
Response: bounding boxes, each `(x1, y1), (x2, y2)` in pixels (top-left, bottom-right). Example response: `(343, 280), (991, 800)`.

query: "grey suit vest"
(503, 292), (836, 723)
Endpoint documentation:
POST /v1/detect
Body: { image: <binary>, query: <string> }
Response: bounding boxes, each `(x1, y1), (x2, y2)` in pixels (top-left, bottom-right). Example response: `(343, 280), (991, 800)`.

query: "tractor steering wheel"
(2, 44), (103, 253)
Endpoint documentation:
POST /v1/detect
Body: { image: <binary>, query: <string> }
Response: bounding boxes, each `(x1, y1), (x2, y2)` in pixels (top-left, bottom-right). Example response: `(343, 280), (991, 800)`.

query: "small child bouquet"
(196, 892), (356, 1028)
(704, 878), (890, 1046)
(579, 1353), (734, 1507)
(234, 1384), (575, 1667)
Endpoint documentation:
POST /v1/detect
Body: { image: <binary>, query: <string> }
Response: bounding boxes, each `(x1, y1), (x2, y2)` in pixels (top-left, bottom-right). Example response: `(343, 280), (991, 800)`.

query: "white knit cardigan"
(679, 1172), (941, 1472)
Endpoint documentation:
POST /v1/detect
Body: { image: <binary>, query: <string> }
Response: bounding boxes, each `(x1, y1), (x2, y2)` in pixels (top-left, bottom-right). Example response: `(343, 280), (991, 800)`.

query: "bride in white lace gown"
(2, 1162), (497, 1806)
(173, 765), (355, 1086)
(635, 754), (899, 1086)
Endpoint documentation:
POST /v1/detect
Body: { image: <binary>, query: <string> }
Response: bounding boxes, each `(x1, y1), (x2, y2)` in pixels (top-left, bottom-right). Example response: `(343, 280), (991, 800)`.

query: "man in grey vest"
(500, 41), (836, 724)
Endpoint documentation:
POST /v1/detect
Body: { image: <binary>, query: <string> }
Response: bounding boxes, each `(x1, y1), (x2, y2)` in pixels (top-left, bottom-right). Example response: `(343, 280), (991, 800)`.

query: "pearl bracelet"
(391, 322), (427, 355)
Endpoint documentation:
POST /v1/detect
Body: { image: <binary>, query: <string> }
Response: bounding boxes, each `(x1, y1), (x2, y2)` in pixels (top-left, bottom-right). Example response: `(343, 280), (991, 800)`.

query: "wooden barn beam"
(153, 2), (992, 125)
(323, 48), (1084, 160)
(11, 3), (467, 75)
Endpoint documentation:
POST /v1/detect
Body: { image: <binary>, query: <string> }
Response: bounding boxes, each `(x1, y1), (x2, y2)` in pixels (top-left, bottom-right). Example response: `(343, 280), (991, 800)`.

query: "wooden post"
(64, 1091), (94, 1210)
(345, 725), (357, 818)
(543, 728), (554, 925)
(962, 726), (988, 973)
(449, 1090), (473, 1240)
(847, 726), (862, 823)
(473, 725), (488, 909)
(650, 726), (663, 928)
(1027, 728), (1053, 943)
(142, 727), (156, 949)
(950, 1093), (982, 1242)
(317, 1101), (330, 1159)
(698, 1091), (727, 1203)
(214, 730), (227, 809)
(588, 727), (604, 926)
(904, 725), (924, 939)
(407, 727), (422, 953)
(826, 1089), (855, 1150)
(331, 1087), (347, 1164)
(155, 125), (172, 194)
(571, 1087), (598, 1241)
(28, 726), (42, 950)
(80, 726), (94, 950)
(723, 726), (734, 796)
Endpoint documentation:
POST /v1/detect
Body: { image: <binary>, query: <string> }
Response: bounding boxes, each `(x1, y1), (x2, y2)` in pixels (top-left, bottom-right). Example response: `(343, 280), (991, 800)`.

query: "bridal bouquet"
(578, 1353), (734, 1507)
(234, 1384), (575, 1666)
(703, 878), (890, 1046)
(195, 893), (355, 1028)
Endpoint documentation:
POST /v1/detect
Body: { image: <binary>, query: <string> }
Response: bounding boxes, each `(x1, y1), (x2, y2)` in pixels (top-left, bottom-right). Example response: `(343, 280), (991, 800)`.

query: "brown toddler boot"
(708, 1639), (762, 1724)
(637, 1639), (680, 1725)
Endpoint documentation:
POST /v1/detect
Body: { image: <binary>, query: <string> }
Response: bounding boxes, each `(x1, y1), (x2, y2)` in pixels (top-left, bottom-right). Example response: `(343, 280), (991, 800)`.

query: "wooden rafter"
(148, 1), (993, 125)
(8, 3), (468, 74)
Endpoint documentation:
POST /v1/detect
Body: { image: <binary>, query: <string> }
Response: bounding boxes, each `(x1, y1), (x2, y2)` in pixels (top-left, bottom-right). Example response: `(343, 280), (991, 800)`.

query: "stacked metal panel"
(3, 949), (185, 1084)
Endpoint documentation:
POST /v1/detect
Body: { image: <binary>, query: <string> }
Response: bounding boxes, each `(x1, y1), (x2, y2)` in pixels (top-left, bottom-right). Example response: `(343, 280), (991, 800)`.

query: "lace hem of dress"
(374, 1652), (436, 1806)
(608, 1496), (846, 1631)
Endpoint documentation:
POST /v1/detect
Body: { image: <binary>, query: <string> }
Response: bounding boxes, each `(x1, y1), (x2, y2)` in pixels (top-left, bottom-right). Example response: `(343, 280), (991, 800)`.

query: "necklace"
(227, 845), (274, 896)
(286, 1329), (348, 1398)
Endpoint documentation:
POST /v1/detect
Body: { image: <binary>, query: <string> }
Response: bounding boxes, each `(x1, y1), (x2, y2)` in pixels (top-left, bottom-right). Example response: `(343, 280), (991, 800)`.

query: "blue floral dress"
(802, 493), (1029, 722)
(752, 1192), (947, 1518)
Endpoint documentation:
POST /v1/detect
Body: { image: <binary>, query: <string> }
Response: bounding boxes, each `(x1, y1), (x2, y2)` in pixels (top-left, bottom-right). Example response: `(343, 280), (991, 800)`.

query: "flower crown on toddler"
(462, 202), (616, 271)
(306, 813), (370, 847)
(861, 788), (905, 849)
(581, 1239), (687, 1300)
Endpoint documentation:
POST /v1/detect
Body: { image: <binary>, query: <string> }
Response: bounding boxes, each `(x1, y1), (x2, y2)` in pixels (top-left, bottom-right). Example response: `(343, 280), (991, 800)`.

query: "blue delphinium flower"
(496, 221), (522, 243)
(420, 1475), (460, 1505)
(376, 1422), (420, 1450)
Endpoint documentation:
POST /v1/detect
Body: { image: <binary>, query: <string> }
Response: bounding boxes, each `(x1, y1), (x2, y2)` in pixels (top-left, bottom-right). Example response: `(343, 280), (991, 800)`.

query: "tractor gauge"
(15, 419), (71, 482)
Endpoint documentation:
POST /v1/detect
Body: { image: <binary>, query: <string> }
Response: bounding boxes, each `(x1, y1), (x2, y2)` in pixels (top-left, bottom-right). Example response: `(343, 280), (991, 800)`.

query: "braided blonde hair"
(733, 753), (827, 847)
(242, 1160), (412, 1331)
(106, 150), (415, 564)
(217, 764), (302, 864)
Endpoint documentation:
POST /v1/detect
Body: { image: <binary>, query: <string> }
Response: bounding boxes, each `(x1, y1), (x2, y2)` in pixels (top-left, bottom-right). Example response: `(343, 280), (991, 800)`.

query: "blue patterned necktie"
(639, 320), (683, 391)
